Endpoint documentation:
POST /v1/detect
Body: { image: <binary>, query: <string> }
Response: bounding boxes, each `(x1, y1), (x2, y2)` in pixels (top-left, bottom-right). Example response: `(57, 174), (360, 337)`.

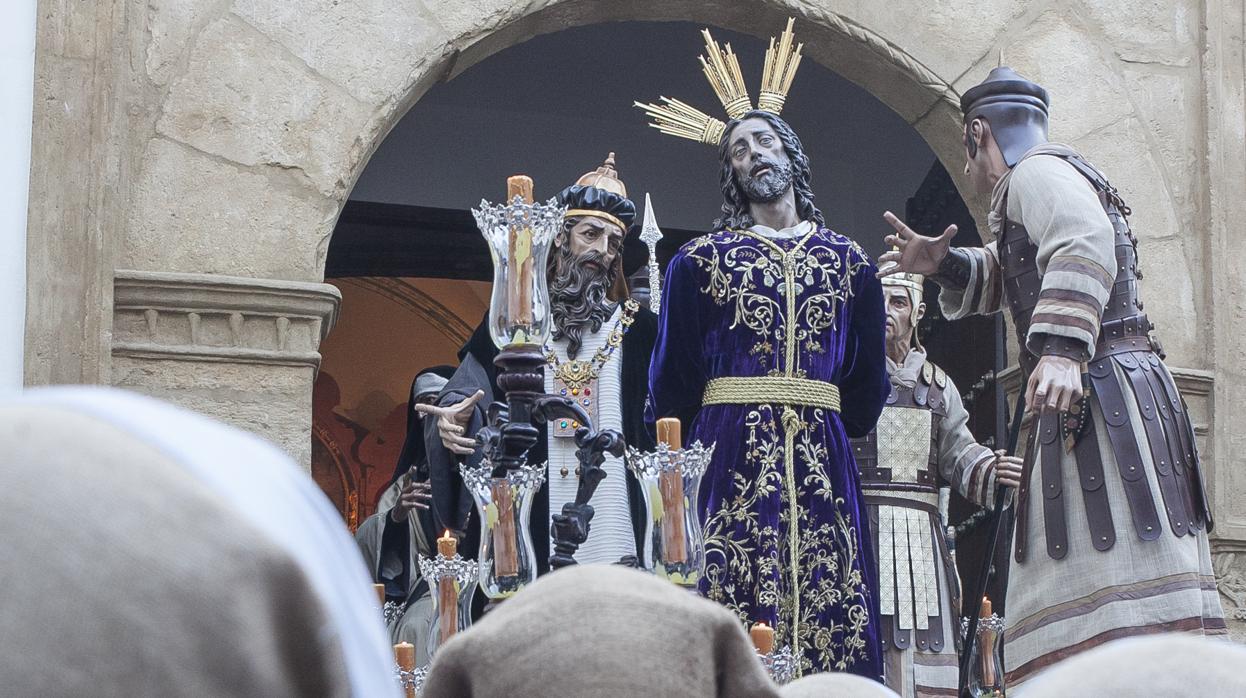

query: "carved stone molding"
(113, 270), (341, 370)
(1213, 540), (1246, 633)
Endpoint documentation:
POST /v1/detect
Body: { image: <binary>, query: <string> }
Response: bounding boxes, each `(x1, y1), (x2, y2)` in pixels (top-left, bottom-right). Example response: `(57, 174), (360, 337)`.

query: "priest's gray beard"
(550, 245), (615, 360)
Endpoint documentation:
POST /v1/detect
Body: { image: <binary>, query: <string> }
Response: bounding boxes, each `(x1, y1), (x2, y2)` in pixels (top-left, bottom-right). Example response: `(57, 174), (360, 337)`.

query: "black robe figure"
(357, 365), (455, 603)
(353, 365), (455, 663)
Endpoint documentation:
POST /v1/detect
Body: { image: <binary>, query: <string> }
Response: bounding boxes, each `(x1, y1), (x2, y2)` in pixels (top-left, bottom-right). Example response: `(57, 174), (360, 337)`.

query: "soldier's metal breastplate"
(851, 363), (952, 654)
(852, 367), (947, 502)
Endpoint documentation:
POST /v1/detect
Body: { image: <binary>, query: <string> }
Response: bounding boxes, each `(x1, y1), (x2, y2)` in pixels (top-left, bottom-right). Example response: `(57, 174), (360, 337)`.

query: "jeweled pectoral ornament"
(546, 299), (637, 438)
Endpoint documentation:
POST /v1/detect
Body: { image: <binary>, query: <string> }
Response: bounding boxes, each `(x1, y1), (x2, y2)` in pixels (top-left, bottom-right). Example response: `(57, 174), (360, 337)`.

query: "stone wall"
(24, 0), (1246, 633)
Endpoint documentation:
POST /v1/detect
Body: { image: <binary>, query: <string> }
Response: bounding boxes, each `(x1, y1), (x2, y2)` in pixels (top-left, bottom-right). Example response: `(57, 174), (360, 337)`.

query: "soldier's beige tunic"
(866, 350), (995, 697)
(940, 150), (1226, 689)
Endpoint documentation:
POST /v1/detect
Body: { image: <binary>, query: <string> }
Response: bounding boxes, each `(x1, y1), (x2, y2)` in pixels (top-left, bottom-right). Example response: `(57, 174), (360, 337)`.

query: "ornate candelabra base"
(465, 341), (625, 602)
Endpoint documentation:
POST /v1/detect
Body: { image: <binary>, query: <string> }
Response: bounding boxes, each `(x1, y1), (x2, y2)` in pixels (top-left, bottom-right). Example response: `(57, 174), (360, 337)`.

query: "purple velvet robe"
(648, 226), (888, 678)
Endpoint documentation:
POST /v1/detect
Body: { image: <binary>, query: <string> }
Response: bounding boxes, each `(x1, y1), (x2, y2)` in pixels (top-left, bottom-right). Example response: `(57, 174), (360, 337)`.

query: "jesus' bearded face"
(728, 118), (795, 204)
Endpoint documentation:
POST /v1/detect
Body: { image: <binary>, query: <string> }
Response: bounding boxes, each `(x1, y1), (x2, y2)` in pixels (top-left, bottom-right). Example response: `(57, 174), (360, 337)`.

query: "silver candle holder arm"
(759, 646), (797, 685)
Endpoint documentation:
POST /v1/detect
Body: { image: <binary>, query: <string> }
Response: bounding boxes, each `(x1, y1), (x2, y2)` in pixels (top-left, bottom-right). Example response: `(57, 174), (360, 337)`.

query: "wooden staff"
(657, 418), (687, 565)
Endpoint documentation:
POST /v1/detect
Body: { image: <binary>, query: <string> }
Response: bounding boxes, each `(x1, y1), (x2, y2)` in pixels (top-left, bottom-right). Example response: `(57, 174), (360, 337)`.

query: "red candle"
(491, 479), (519, 577)
(436, 530), (459, 645)
(394, 642), (416, 698)
(979, 596), (998, 687)
(656, 417), (681, 448)
(507, 174), (534, 204)
(437, 530), (457, 558)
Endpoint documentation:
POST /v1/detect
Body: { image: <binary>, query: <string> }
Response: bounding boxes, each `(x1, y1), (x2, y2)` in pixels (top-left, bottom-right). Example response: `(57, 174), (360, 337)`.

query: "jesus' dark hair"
(714, 110), (824, 231)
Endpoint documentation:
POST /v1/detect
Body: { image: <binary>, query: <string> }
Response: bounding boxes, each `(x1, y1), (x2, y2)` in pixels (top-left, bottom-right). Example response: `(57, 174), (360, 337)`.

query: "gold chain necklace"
(544, 299), (638, 390)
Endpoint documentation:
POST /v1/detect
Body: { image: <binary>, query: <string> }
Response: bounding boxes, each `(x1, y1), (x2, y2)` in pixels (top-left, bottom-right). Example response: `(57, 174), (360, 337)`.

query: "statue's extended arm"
(928, 247), (973, 291)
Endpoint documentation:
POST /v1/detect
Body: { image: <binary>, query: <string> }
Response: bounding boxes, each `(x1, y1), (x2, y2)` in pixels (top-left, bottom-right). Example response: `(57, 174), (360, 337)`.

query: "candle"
(373, 583), (386, 606)
(656, 417), (681, 448)
(750, 622), (775, 655)
(438, 575), (459, 646)
(505, 175), (535, 335)
(491, 478), (520, 578)
(979, 596), (998, 688)
(394, 642), (416, 698)
(657, 417), (687, 565)
(438, 530), (457, 558)
(435, 530), (461, 644)
(507, 174), (534, 204)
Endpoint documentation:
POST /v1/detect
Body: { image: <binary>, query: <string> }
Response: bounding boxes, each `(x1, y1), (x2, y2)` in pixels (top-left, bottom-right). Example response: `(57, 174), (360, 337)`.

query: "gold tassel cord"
(782, 405), (804, 676)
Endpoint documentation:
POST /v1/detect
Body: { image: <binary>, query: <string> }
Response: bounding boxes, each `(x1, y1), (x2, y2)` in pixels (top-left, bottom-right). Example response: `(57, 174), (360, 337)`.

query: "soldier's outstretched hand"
(877, 211), (957, 278)
(415, 389), (484, 456)
(991, 449), (1024, 489)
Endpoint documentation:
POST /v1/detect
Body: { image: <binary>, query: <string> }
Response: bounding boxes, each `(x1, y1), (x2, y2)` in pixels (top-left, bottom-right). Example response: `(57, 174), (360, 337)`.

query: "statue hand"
(415, 389), (485, 455)
(1026, 355), (1083, 414)
(989, 450), (1024, 490)
(389, 478), (432, 521)
(877, 211), (957, 278)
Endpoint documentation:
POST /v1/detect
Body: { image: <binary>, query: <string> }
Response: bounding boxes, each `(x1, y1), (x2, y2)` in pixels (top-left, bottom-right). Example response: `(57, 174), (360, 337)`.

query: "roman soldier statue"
(418, 154), (657, 577)
(879, 66), (1227, 688)
(639, 20), (889, 678)
(852, 262), (1022, 697)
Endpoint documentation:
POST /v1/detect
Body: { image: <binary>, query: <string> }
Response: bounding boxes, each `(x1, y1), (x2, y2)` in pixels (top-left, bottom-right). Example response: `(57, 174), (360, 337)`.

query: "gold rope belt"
(701, 376), (841, 412)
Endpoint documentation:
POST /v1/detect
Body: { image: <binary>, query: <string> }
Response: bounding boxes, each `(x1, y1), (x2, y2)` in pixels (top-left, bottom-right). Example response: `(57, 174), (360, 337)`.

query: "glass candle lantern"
(471, 187), (565, 350)
(461, 460), (546, 599)
(626, 440), (714, 588)
(417, 547), (476, 659)
(962, 597), (1007, 698)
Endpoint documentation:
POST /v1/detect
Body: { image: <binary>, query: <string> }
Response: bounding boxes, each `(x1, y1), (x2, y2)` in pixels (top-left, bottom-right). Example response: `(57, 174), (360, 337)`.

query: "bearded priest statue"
(639, 21), (889, 679)
(419, 154), (658, 575)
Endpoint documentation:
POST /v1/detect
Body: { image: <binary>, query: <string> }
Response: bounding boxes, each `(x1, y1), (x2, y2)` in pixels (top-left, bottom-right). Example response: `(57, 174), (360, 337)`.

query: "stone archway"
(85, 0), (1203, 455)
(29, 2), (1235, 625)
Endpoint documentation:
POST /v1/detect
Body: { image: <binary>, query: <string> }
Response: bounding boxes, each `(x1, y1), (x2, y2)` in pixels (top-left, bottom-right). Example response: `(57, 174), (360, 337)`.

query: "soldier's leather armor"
(999, 150), (1212, 563)
(851, 362), (959, 654)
